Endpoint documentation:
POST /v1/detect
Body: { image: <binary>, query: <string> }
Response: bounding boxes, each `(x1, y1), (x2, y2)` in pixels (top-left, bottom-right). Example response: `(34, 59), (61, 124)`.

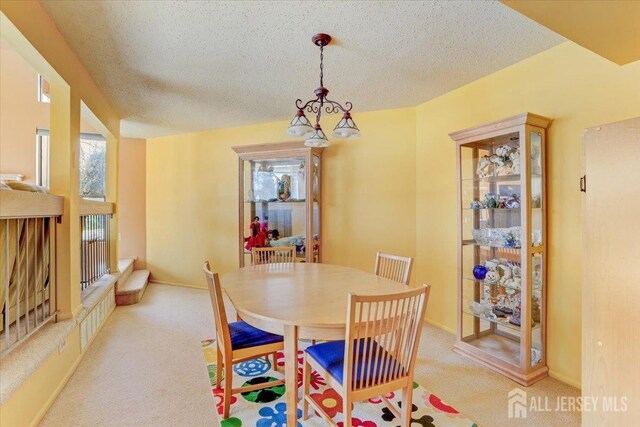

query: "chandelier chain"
(319, 44), (324, 88)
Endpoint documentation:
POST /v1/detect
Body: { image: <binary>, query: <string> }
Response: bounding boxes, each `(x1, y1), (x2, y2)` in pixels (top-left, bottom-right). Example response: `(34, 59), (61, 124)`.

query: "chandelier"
(287, 33), (361, 147)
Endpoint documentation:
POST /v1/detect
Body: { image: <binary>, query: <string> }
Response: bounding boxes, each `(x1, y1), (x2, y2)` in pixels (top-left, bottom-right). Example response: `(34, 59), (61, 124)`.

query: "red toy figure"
(245, 216), (267, 250)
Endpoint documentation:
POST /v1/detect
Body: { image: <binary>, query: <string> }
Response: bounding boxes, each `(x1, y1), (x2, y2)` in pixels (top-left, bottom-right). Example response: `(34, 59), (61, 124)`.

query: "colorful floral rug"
(201, 339), (477, 427)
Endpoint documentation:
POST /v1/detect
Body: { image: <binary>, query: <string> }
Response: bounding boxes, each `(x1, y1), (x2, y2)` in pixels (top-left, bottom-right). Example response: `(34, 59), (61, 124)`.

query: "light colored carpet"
(40, 283), (580, 427)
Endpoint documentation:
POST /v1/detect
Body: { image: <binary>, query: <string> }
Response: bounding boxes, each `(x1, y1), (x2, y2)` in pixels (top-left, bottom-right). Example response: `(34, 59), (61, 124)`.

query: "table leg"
(284, 324), (299, 426)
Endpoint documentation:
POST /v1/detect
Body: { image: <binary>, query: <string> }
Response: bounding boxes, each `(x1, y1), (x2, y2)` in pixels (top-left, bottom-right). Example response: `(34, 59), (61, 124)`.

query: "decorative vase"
(277, 175), (291, 201)
(473, 265), (488, 280)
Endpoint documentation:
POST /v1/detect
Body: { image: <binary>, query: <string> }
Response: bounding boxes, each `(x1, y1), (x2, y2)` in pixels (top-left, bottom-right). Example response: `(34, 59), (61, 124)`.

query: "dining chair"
(302, 284), (431, 427)
(374, 252), (413, 286)
(252, 246), (296, 265)
(203, 261), (285, 418)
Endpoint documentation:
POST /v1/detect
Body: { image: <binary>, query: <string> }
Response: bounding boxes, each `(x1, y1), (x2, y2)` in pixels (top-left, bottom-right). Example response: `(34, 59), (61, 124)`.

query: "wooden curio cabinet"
(233, 142), (323, 267)
(450, 113), (551, 386)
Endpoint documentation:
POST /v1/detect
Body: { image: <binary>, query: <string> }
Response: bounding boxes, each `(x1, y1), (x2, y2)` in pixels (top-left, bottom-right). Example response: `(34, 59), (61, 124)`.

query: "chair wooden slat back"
(203, 261), (232, 353)
(344, 285), (430, 392)
(374, 252), (413, 286)
(252, 246), (296, 265)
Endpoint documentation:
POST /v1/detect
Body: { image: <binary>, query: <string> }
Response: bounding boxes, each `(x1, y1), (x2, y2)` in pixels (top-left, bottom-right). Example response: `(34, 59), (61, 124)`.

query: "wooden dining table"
(221, 262), (408, 426)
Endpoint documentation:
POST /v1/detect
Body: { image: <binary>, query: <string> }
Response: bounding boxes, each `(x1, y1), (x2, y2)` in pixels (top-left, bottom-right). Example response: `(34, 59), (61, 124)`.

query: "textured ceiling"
(40, 1), (564, 138)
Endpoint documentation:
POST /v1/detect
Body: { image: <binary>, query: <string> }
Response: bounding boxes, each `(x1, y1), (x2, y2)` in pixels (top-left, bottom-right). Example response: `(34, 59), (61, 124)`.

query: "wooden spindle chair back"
(344, 285), (429, 395)
(202, 261), (284, 419)
(374, 252), (413, 286)
(203, 261), (232, 355)
(252, 246), (296, 265)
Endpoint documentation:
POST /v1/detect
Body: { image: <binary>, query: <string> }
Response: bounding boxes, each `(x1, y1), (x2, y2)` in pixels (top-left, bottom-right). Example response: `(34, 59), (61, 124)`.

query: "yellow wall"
(415, 42), (640, 388)
(0, 43), (49, 181)
(118, 137), (147, 270)
(146, 107), (417, 286)
(0, 43), (97, 183)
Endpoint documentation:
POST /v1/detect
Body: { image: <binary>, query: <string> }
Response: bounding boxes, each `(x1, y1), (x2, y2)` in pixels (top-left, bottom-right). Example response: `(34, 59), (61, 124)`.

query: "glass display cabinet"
(450, 113), (551, 386)
(233, 141), (323, 266)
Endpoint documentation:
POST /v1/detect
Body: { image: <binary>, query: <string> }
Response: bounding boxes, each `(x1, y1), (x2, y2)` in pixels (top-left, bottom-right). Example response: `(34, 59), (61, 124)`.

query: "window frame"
(36, 129), (107, 200)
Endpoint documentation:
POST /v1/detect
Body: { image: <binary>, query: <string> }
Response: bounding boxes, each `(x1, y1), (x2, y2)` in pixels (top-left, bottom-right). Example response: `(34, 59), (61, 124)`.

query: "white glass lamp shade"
(332, 112), (361, 139)
(304, 124), (330, 147)
(287, 109), (314, 137)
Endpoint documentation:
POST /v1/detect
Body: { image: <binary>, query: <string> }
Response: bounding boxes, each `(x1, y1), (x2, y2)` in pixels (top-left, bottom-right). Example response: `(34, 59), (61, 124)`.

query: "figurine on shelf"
(509, 305), (521, 327)
(510, 150), (520, 174)
(476, 155), (493, 178)
(484, 270), (499, 285)
(469, 300), (492, 317)
(498, 264), (512, 286)
(490, 153), (508, 175)
(475, 145), (520, 178)
(470, 200), (483, 209)
(484, 193), (499, 208)
(505, 194), (520, 209)
(244, 216), (267, 250)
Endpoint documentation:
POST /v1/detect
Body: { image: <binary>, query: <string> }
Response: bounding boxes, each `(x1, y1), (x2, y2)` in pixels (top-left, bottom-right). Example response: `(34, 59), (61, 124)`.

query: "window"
(36, 129), (50, 188)
(38, 75), (50, 103)
(78, 133), (106, 200)
(36, 130), (107, 200)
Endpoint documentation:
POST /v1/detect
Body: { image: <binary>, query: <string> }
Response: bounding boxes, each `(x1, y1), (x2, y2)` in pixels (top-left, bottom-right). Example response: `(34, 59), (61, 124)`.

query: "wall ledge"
(0, 273), (118, 405)
(0, 319), (74, 404)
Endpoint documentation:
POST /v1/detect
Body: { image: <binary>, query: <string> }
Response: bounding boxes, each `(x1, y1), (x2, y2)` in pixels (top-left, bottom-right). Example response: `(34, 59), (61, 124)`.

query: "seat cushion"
(228, 321), (283, 350)
(306, 339), (398, 386)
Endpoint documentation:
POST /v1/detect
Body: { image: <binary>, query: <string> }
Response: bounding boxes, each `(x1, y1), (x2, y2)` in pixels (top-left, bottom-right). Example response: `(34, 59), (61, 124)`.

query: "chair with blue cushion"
(302, 285), (431, 427)
(203, 261), (285, 419)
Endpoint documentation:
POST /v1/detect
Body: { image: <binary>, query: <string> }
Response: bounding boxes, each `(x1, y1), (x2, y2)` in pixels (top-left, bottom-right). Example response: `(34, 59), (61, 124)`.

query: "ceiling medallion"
(287, 33), (361, 147)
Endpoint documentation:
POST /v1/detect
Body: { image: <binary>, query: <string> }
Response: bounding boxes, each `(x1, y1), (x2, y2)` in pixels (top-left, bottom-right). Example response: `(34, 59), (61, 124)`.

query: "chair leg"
(271, 352), (278, 372)
(223, 362), (233, 419)
(302, 359), (311, 420)
(400, 384), (413, 427)
(343, 394), (352, 427)
(216, 346), (222, 389)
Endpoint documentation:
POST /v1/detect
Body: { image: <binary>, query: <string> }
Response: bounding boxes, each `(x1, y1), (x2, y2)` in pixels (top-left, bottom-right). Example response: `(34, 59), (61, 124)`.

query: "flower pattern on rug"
(309, 388), (344, 418)
(381, 402), (436, 427)
(297, 367), (327, 389)
(240, 377), (286, 403)
(369, 391), (395, 404)
(337, 418), (378, 427)
(257, 402), (302, 427)
(220, 417), (242, 427)
(234, 358), (271, 377)
(200, 339), (475, 426)
(423, 392), (466, 419)
(212, 387), (237, 415)
(276, 349), (304, 368)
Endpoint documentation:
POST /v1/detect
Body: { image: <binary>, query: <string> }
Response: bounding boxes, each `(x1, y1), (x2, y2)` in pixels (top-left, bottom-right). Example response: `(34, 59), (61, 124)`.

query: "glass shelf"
(244, 199), (307, 203)
(463, 207), (521, 211)
(462, 174), (541, 183)
(463, 277), (541, 292)
(463, 308), (540, 332)
(462, 239), (521, 249)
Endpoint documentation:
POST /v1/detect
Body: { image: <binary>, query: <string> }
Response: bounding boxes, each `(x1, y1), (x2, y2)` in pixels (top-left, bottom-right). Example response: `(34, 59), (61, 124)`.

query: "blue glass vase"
(473, 265), (488, 280)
